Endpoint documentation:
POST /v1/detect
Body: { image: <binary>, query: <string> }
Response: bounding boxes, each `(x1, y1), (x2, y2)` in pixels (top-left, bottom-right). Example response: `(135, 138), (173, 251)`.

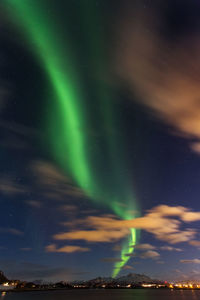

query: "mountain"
(0, 271), (8, 284)
(115, 273), (154, 284)
(72, 273), (160, 286)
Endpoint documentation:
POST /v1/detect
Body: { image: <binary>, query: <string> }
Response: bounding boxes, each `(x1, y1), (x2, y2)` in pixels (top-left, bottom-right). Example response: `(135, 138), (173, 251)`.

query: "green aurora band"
(3, 0), (139, 277)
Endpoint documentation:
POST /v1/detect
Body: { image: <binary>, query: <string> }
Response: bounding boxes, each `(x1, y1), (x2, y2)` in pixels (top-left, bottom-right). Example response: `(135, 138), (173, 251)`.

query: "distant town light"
(3, 283), (9, 287)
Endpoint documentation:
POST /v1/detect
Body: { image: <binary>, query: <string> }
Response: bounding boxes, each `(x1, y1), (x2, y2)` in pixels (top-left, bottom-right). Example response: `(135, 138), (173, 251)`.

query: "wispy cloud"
(0, 119), (39, 151)
(0, 160), (83, 206)
(140, 250), (160, 259)
(122, 265), (134, 270)
(180, 259), (200, 264)
(114, 1), (200, 153)
(32, 161), (84, 201)
(58, 205), (77, 214)
(0, 120), (38, 138)
(26, 200), (42, 208)
(0, 228), (23, 236)
(133, 244), (156, 250)
(189, 240), (200, 247)
(112, 245), (122, 251)
(160, 246), (182, 252)
(0, 177), (28, 196)
(45, 244), (90, 253)
(20, 248), (32, 251)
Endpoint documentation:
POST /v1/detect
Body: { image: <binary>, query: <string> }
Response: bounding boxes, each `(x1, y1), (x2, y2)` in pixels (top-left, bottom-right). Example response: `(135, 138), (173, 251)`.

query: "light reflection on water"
(0, 292), (6, 298)
(1, 290), (200, 299)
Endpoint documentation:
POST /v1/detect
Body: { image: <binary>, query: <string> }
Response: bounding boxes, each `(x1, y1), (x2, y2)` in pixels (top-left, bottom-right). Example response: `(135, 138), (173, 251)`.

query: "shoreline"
(2, 287), (200, 293)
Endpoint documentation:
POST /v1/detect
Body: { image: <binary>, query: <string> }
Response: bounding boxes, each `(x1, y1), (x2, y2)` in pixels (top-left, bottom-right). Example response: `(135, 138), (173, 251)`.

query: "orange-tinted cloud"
(54, 229), (129, 243)
(122, 265), (134, 270)
(112, 244), (122, 251)
(140, 250), (160, 259)
(180, 259), (200, 264)
(54, 205), (200, 245)
(160, 246), (182, 252)
(133, 244), (156, 250)
(45, 244), (90, 253)
(189, 240), (200, 247)
(114, 2), (200, 152)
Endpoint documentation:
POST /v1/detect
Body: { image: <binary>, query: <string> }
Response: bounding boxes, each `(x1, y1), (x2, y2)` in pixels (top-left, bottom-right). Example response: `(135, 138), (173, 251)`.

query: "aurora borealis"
(2, 0), (200, 284)
(2, 0), (138, 277)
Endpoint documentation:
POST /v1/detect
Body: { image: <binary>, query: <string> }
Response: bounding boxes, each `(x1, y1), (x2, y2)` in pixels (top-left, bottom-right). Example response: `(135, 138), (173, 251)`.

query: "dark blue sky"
(1, 0), (200, 283)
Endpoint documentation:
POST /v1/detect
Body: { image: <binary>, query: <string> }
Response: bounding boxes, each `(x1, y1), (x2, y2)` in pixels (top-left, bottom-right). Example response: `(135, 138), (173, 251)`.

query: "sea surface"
(1, 289), (200, 300)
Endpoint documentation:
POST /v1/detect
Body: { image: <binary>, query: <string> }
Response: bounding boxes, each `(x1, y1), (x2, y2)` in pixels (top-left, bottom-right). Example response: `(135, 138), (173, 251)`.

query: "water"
(1, 290), (200, 300)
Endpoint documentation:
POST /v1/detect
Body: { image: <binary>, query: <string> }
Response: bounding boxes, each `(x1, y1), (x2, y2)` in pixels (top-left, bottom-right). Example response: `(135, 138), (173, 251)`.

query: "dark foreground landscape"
(1, 290), (200, 300)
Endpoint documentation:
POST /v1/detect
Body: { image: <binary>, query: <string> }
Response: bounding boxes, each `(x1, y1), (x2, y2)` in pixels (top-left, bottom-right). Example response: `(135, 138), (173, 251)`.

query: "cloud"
(160, 246), (182, 252)
(0, 176), (28, 196)
(191, 143), (200, 153)
(140, 250), (160, 259)
(101, 258), (123, 263)
(133, 244), (156, 250)
(32, 161), (84, 201)
(156, 261), (165, 264)
(174, 269), (182, 273)
(0, 228), (23, 236)
(26, 200), (42, 208)
(190, 270), (200, 275)
(54, 229), (129, 243)
(0, 160), (85, 204)
(181, 212), (200, 222)
(113, 1), (200, 153)
(54, 205), (200, 244)
(189, 240), (200, 247)
(125, 253), (136, 257)
(0, 120), (38, 138)
(180, 259), (200, 264)
(0, 119), (40, 151)
(81, 209), (98, 215)
(45, 244), (90, 253)
(112, 245), (122, 251)
(122, 265), (134, 270)
(58, 205), (77, 214)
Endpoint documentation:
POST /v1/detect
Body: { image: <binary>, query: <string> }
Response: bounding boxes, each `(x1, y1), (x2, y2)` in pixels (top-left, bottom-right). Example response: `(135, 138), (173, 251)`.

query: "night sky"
(1, 0), (200, 283)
